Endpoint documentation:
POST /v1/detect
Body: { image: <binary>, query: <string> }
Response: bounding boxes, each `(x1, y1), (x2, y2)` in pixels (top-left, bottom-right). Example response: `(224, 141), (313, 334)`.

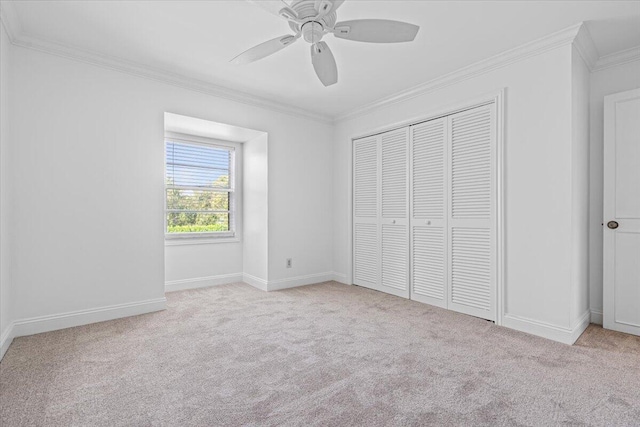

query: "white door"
(353, 135), (379, 291)
(447, 105), (496, 321)
(410, 118), (448, 308)
(603, 88), (640, 336)
(353, 129), (410, 297)
(353, 104), (496, 320)
(380, 128), (410, 298)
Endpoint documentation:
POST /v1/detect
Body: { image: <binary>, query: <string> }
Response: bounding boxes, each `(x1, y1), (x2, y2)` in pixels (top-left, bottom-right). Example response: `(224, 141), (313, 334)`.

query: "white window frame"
(164, 131), (240, 242)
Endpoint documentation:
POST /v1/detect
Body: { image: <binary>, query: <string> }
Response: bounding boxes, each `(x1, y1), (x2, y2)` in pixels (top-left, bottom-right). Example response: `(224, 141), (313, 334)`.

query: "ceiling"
(5, 1), (640, 119)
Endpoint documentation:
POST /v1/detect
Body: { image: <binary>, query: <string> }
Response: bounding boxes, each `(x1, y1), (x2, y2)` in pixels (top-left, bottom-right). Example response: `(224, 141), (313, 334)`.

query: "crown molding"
(335, 23), (586, 122)
(0, 1), (21, 42)
(572, 23), (599, 70)
(593, 45), (640, 72)
(12, 34), (334, 124)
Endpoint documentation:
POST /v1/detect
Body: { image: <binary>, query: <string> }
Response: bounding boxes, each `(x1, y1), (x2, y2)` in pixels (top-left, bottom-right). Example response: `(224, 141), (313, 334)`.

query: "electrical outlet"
(286, 258), (292, 268)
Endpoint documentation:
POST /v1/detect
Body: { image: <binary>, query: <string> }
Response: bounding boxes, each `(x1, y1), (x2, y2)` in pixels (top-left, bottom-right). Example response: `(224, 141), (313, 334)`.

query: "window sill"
(165, 236), (240, 246)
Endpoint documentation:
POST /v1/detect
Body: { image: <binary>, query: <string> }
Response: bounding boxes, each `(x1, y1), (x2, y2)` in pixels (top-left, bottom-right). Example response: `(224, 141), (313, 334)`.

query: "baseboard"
(242, 272), (337, 292)
(165, 273), (243, 293)
(590, 308), (603, 325)
(331, 272), (349, 285)
(242, 273), (268, 291)
(11, 297), (166, 339)
(502, 310), (590, 345)
(0, 322), (15, 361)
(570, 310), (592, 343)
(267, 272), (334, 291)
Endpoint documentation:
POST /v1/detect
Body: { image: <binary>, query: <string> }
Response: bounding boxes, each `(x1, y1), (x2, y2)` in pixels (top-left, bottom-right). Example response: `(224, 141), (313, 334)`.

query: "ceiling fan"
(231, 0), (419, 87)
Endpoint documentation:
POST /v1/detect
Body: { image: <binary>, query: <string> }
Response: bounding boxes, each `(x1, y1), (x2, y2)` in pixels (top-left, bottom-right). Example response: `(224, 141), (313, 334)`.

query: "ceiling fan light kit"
(231, 0), (420, 86)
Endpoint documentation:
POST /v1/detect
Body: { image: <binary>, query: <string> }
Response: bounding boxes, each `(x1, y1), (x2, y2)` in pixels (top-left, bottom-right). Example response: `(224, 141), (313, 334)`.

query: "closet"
(353, 103), (496, 321)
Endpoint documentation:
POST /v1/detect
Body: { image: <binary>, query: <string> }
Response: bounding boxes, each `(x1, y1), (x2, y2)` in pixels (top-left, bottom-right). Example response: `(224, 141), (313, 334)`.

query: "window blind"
(165, 139), (235, 235)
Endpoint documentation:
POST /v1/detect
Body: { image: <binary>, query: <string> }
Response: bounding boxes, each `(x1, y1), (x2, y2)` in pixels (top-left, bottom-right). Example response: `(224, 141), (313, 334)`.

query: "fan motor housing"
(288, 0), (337, 37)
(301, 21), (325, 43)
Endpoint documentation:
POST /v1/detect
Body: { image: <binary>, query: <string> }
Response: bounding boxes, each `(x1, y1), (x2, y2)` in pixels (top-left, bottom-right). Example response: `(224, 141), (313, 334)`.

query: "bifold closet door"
(447, 104), (496, 321)
(353, 128), (409, 297)
(410, 118), (448, 307)
(354, 104), (495, 319)
(380, 128), (410, 298)
(353, 135), (379, 291)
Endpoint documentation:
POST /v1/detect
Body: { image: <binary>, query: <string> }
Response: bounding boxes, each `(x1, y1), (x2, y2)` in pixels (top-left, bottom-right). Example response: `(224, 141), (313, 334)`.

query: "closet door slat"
(448, 105), (496, 321)
(354, 136), (378, 218)
(410, 118), (447, 307)
(451, 108), (492, 219)
(353, 136), (379, 290)
(354, 223), (378, 285)
(382, 129), (408, 219)
(380, 128), (410, 298)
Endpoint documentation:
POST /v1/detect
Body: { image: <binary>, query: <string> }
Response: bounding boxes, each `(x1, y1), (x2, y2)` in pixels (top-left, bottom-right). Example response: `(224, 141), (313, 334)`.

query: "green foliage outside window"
(167, 175), (231, 233)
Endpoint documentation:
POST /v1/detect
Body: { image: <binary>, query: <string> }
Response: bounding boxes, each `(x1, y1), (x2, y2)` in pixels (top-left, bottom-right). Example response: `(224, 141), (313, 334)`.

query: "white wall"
(9, 43), (333, 324)
(11, 47), (166, 320)
(588, 59), (640, 323)
(570, 46), (591, 328)
(333, 43), (588, 342)
(243, 134), (269, 283)
(165, 238), (244, 287)
(266, 124), (333, 285)
(0, 21), (14, 354)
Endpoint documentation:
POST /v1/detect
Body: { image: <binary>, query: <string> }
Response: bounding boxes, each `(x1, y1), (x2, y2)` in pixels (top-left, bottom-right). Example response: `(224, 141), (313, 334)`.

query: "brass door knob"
(607, 221), (619, 229)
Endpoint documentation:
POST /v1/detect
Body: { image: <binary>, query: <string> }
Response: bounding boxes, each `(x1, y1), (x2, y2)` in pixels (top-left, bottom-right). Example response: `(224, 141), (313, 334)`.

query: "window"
(165, 135), (235, 238)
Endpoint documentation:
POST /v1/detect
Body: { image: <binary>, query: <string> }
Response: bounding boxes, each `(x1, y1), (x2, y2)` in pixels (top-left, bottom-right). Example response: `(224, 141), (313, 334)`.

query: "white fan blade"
(246, 0), (298, 21)
(314, 0), (345, 18)
(311, 42), (338, 86)
(231, 34), (298, 65)
(333, 19), (419, 43)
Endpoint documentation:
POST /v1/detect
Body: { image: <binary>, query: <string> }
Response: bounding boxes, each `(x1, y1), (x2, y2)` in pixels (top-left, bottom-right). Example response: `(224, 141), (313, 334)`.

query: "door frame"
(349, 89), (506, 325)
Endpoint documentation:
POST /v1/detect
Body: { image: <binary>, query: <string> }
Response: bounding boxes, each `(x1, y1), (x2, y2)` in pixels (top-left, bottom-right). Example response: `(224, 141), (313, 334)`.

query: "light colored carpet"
(1, 281), (639, 426)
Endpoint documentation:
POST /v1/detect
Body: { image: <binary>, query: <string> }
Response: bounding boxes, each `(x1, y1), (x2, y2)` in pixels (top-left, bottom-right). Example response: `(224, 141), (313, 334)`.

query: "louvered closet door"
(410, 118), (448, 307)
(353, 135), (379, 291)
(380, 128), (410, 298)
(447, 104), (496, 321)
